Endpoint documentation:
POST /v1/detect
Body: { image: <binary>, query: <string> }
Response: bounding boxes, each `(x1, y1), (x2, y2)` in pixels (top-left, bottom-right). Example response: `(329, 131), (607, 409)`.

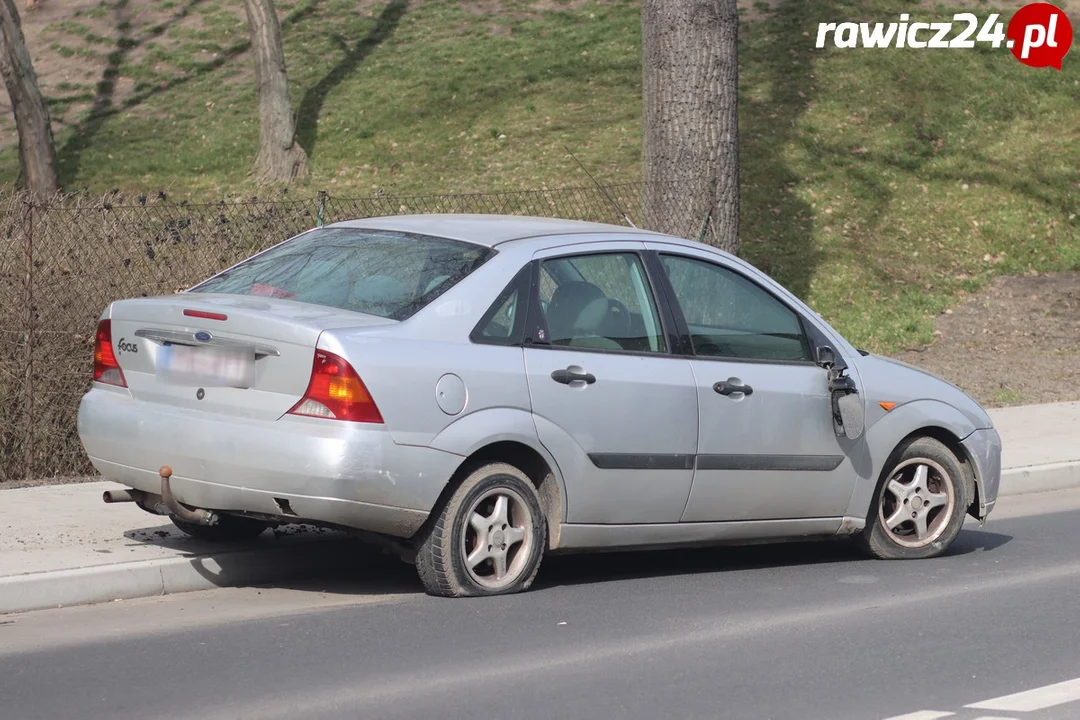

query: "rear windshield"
(189, 227), (493, 321)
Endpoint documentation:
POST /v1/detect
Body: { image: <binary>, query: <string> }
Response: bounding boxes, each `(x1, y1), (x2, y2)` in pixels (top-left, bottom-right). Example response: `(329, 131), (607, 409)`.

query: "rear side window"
(189, 228), (492, 321)
(471, 264), (530, 346)
(538, 252), (667, 354)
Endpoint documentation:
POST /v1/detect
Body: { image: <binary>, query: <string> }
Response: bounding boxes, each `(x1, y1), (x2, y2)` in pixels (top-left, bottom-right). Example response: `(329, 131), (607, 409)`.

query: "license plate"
(156, 344), (255, 388)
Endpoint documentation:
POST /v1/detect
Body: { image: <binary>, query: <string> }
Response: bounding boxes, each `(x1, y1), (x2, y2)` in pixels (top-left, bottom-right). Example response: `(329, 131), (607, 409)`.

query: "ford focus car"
(78, 215), (1002, 597)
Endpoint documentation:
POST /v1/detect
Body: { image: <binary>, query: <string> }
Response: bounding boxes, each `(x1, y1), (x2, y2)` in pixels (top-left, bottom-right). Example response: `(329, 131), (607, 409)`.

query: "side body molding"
(844, 399), (981, 521)
(427, 407), (569, 523)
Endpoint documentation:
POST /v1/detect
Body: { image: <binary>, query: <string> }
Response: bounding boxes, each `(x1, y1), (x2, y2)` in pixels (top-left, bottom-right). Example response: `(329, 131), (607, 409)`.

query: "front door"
(653, 250), (859, 522)
(523, 245), (698, 525)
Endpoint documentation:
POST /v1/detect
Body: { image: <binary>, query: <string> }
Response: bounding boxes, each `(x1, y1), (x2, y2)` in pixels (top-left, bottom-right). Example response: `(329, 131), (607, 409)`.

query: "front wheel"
(859, 437), (969, 560)
(415, 462), (546, 597)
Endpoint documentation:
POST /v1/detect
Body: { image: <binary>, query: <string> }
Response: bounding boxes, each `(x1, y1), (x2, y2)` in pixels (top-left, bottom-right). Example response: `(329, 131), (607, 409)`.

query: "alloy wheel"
(459, 485), (536, 591)
(878, 457), (956, 549)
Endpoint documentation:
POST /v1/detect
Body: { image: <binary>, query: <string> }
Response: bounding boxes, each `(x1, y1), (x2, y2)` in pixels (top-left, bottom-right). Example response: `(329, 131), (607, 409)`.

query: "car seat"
(545, 281), (622, 350)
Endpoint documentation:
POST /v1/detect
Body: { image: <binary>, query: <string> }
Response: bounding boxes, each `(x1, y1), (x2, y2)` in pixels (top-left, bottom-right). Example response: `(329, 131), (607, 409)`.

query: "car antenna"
(564, 146), (637, 228)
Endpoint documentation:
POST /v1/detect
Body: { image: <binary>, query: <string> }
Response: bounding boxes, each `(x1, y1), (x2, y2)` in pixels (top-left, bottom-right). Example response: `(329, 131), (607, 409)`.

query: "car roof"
(326, 214), (668, 248)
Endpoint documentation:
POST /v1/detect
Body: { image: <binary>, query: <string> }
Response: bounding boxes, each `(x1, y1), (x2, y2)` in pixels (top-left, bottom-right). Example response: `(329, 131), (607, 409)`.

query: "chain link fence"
(0, 182), (704, 482)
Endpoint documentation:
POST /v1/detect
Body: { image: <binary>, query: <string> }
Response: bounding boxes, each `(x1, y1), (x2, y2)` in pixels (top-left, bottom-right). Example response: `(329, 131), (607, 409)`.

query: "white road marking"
(881, 712), (954, 720)
(966, 677), (1080, 712)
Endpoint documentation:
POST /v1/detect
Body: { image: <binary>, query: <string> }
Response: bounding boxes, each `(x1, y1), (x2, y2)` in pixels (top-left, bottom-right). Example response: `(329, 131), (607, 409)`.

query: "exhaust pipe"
(102, 487), (171, 516)
(159, 465), (218, 526)
(102, 488), (155, 504)
(103, 489), (137, 503)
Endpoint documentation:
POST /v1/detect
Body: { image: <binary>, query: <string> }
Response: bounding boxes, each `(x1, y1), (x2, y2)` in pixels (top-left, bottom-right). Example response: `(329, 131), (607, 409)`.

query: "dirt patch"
(739, 0), (786, 24)
(458, 0), (614, 19)
(0, 0), (256, 152)
(893, 272), (1080, 408)
(462, 0), (599, 11)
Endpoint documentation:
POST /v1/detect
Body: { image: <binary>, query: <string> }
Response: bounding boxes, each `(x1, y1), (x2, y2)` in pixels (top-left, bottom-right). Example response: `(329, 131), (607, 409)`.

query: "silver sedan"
(78, 215), (1002, 597)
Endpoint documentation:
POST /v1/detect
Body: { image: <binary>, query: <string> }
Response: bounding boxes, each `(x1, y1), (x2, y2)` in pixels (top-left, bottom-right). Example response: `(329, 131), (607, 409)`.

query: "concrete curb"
(2, 461), (1079, 616)
(0, 538), (355, 615)
(999, 461), (1080, 497)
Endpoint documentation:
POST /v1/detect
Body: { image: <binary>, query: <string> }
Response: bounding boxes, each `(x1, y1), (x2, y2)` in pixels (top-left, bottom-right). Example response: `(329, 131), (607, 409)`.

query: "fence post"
(316, 190), (327, 227)
(20, 195), (34, 480)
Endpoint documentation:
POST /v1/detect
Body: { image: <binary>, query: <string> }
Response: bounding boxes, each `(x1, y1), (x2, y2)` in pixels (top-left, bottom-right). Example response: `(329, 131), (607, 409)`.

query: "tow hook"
(159, 465), (218, 526)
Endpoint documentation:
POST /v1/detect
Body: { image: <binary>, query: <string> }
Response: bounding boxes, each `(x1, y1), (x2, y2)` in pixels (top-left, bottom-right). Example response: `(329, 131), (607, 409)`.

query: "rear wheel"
(171, 514), (270, 542)
(415, 462), (546, 597)
(859, 437), (969, 560)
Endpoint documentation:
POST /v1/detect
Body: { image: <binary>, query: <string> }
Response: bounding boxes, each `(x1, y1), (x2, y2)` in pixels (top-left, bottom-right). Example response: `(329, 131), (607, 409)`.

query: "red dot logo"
(1007, 2), (1073, 69)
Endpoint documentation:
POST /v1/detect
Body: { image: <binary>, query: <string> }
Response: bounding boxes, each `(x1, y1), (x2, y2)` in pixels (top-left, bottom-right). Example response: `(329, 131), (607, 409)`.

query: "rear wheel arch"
(416, 440), (565, 550)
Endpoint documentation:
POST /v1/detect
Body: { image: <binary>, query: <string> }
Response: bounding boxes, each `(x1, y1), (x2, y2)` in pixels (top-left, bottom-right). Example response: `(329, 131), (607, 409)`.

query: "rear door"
(522, 243), (699, 525)
(649, 246), (858, 522)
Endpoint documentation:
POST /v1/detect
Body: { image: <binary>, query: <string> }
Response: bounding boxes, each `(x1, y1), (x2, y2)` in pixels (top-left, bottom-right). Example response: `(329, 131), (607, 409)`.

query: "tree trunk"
(642, 0), (739, 253)
(0, 0), (58, 195)
(243, 0), (308, 183)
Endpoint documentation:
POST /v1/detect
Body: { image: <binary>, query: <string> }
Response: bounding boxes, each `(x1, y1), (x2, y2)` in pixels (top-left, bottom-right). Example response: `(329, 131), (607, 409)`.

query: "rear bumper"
(77, 387), (465, 538)
(962, 427), (1002, 519)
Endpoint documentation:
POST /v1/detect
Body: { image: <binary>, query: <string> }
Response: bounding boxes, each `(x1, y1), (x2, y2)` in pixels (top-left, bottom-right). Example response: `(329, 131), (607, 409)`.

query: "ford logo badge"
(194, 331), (212, 343)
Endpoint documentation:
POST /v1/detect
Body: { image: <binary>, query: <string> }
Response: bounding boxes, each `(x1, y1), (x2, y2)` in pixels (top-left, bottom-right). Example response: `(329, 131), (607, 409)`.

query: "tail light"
(93, 319), (127, 387)
(288, 350), (383, 423)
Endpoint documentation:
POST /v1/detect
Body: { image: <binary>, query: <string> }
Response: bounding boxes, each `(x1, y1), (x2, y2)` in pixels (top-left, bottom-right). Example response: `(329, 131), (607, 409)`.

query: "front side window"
(660, 254), (811, 362)
(537, 252), (666, 354)
(189, 228), (492, 321)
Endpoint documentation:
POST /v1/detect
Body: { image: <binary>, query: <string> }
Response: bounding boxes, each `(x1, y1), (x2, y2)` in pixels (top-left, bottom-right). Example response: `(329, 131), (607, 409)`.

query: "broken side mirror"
(832, 383), (865, 441)
(816, 345), (836, 369)
(821, 348), (864, 440)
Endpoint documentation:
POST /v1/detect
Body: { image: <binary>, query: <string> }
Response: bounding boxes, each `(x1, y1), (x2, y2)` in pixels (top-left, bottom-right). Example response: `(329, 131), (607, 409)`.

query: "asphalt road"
(4, 489), (1080, 720)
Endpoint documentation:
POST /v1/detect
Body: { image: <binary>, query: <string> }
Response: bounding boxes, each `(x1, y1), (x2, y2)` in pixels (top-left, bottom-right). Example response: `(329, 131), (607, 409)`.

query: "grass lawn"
(0, 0), (1076, 353)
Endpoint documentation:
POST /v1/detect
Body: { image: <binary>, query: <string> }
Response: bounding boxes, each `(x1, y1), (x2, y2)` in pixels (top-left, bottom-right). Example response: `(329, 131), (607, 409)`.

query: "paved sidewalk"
(0, 484), (350, 577)
(2, 401), (1078, 614)
(0, 486), (364, 614)
(990, 401), (1080, 496)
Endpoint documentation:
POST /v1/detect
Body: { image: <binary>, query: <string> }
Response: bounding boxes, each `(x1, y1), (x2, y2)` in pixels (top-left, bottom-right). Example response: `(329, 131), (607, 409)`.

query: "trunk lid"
(107, 294), (395, 420)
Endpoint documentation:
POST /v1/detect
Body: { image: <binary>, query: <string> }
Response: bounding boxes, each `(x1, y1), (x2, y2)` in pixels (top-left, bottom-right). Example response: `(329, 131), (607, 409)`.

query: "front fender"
(844, 399), (979, 520)
(428, 408), (568, 522)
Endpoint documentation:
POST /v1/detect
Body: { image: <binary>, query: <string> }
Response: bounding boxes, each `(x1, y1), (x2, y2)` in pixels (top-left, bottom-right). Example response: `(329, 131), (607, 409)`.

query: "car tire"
(415, 462), (546, 598)
(171, 514), (270, 542)
(859, 436), (969, 560)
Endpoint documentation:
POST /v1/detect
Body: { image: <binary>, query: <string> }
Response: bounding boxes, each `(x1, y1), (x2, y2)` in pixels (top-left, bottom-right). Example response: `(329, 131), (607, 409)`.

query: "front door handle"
(551, 367), (596, 385)
(714, 378), (753, 397)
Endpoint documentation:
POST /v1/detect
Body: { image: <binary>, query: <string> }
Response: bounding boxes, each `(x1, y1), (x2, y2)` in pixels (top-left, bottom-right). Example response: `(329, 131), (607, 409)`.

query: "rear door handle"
(551, 367), (596, 385)
(714, 378), (753, 397)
